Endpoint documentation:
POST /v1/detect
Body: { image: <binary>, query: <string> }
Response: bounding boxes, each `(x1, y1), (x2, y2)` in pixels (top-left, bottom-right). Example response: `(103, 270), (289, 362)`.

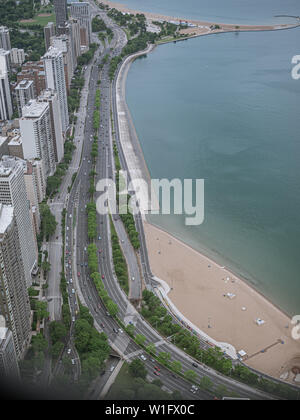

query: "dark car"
(192, 363), (198, 368)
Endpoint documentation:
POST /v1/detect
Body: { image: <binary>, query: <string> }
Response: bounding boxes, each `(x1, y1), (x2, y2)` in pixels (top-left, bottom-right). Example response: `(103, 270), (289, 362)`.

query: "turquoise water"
(126, 27), (300, 315)
(114, 0), (300, 25)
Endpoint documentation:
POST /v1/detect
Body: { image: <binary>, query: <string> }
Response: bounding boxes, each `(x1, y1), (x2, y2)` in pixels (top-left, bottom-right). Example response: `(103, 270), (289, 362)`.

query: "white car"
(67, 349), (71, 355)
(70, 279), (73, 284)
(71, 359), (75, 365)
(140, 355), (147, 361)
(72, 289), (75, 294)
(118, 329), (123, 334)
(131, 276), (135, 281)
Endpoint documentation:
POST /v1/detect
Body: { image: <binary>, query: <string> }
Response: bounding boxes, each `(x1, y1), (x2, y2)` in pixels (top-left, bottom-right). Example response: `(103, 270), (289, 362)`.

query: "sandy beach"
(107, 0), (300, 384)
(143, 220), (300, 382)
(99, 0), (297, 37)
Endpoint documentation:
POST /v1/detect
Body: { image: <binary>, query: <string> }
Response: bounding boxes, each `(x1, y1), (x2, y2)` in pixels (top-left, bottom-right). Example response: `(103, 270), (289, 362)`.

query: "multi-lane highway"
(56, 0), (279, 400)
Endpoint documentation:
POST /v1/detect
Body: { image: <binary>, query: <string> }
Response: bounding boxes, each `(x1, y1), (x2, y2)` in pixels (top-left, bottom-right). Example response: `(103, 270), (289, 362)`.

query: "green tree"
(200, 376), (213, 391)
(35, 301), (49, 322)
(107, 300), (119, 317)
(49, 321), (67, 344)
(31, 333), (48, 353)
(128, 358), (147, 379)
(146, 343), (156, 356)
(135, 334), (146, 346)
(184, 369), (198, 383)
(171, 360), (182, 374)
(50, 341), (64, 359)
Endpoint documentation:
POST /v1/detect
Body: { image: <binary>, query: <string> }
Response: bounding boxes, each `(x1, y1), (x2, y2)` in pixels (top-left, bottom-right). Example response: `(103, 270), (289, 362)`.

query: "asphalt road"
(54, 0), (279, 400)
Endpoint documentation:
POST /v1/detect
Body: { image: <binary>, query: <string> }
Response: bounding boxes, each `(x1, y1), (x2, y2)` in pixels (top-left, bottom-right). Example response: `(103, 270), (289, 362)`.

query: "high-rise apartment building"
(0, 27), (11, 51)
(0, 204), (31, 358)
(0, 328), (20, 381)
(57, 18), (81, 70)
(20, 100), (56, 176)
(30, 159), (46, 203)
(0, 54), (13, 121)
(0, 49), (11, 73)
(70, 2), (92, 45)
(50, 35), (74, 90)
(43, 47), (69, 134)
(44, 22), (55, 51)
(0, 156), (37, 286)
(54, 0), (68, 29)
(15, 79), (35, 117)
(10, 48), (25, 66)
(17, 61), (46, 97)
(38, 89), (64, 163)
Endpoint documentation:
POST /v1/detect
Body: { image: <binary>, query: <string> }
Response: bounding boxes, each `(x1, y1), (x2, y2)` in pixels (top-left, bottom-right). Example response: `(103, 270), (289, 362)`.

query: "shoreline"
(100, 0), (300, 33)
(112, 5), (300, 382)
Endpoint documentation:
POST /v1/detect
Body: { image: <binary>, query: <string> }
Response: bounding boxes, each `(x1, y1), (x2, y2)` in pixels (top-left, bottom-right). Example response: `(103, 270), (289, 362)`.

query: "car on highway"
(113, 328), (118, 333)
(67, 349), (71, 355)
(99, 249), (102, 254)
(154, 371), (160, 376)
(192, 362), (198, 368)
(98, 236), (101, 240)
(140, 355), (147, 361)
(88, 296), (92, 301)
(70, 278), (73, 284)
(154, 366), (160, 372)
(101, 274), (104, 279)
(72, 317), (75, 322)
(131, 276), (135, 281)
(190, 385), (198, 394)
(72, 289), (75, 294)
(71, 359), (75, 365)
(118, 329), (123, 334)
(78, 272), (80, 277)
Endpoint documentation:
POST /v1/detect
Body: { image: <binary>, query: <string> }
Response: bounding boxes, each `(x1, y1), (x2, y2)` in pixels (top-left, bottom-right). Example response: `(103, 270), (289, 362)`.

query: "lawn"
(20, 13), (56, 27)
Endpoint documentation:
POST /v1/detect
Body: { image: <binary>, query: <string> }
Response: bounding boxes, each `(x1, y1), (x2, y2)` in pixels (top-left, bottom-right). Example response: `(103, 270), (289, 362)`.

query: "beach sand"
(143, 220), (300, 382)
(104, 0), (300, 383)
(99, 0), (294, 34)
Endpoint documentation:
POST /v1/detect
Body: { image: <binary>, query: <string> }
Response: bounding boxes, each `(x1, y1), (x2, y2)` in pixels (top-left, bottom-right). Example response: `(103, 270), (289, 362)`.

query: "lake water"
(125, 24), (300, 316)
(114, 0), (300, 25)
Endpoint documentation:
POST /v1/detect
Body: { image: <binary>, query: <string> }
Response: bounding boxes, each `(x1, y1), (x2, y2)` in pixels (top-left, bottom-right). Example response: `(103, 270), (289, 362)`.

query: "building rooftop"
(0, 136), (8, 147)
(15, 79), (33, 90)
(0, 155), (24, 176)
(0, 204), (14, 236)
(21, 100), (48, 118)
(8, 135), (22, 147)
(43, 46), (62, 59)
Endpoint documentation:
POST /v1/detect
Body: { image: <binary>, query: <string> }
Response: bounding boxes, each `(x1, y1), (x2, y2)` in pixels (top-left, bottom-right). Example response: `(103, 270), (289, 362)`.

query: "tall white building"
(30, 159), (46, 203)
(0, 328), (20, 381)
(0, 204), (31, 358)
(50, 35), (74, 89)
(70, 2), (92, 45)
(0, 54), (13, 121)
(10, 48), (25, 66)
(0, 156), (38, 287)
(20, 100), (56, 176)
(0, 27), (11, 51)
(15, 79), (35, 117)
(0, 49), (11, 73)
(43, 47), (69, 134)
(38, 89), (64, 163)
